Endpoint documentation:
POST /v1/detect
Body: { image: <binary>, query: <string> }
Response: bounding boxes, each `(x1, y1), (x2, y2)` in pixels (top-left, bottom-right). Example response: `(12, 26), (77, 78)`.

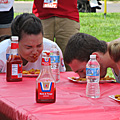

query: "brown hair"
(64, 33), (107, 64)
(11, 13), (43, 41)
(108, 40), (120, 62)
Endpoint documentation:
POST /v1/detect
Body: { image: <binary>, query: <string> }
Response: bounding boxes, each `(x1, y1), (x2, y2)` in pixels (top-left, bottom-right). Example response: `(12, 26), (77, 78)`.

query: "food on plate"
(34, 69), (40, 74)
(22, 68), (40, 75)
(115, 94), (120, 100)
(22, 70), (30, 74)
(71, 75), (115, 81)
(100, 75), (115, 80)
(29, 68), (35, 74)
(71, 77), (86, 81)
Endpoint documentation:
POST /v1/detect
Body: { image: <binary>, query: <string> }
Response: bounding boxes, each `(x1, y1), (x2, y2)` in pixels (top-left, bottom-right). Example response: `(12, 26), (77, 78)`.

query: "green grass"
(14, 12), (120, 78)
(15, 0), (34, 1)
(79, 12), (120, 78)
(79, 13), (120, 42)
(14, 13), (120, 42)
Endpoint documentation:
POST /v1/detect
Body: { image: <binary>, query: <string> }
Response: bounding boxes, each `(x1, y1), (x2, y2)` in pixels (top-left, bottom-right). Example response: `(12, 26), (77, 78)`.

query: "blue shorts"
(0, 7), (14, 28)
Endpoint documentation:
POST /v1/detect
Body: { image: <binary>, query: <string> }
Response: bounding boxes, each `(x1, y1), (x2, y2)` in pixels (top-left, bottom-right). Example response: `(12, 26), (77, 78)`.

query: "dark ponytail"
(11, 13), (43, 41)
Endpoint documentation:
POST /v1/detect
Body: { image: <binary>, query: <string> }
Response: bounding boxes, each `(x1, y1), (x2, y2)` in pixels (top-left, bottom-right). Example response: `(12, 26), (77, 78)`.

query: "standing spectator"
(0, 0), (14, 36)
(32, 0), (80, 70)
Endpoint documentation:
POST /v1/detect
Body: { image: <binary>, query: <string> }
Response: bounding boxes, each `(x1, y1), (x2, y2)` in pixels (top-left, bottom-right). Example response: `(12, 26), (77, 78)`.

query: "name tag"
(0, 0), (8, 4)
(43, 0), (58, 8)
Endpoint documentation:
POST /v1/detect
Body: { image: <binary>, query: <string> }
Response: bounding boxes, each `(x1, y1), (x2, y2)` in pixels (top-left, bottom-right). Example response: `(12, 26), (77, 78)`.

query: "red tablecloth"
(0, 72), (120, 120)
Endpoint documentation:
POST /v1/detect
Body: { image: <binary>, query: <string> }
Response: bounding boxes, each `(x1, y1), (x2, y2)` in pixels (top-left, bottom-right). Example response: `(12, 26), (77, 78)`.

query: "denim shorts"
(0, 7), (14, 28)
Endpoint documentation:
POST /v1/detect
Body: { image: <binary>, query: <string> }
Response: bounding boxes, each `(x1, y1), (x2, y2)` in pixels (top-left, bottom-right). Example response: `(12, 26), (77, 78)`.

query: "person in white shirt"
(108, 39), (120, 69)
(0, 13), (66, 73)
(108, 38), (120, 82)
(0, 0), (14, 36)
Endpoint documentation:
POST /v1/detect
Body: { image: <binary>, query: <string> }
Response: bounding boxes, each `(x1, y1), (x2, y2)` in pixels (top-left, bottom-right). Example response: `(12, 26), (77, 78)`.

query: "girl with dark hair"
(0, 13), (66, 73)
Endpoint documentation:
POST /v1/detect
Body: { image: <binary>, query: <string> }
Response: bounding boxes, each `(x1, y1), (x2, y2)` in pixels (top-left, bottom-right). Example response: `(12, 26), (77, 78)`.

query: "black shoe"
(98, 1), (102, 5)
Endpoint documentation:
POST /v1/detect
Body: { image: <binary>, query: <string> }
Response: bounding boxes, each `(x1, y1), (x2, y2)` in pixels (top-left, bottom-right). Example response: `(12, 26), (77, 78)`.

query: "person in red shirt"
(32, 0), (80, 71)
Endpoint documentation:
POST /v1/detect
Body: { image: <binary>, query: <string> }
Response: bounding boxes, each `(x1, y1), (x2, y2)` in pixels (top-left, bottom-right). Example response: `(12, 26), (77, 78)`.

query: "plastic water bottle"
(86, 55), (100, 98)
(50, 45), (60, 83)
(6, 39), (11, 60)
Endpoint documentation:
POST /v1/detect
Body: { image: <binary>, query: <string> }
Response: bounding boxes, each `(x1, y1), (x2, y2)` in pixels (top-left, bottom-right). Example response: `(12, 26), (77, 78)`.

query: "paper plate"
(23, 74), (39, 77)
(68, 77), (115, 84)
(109, 95), (120, 102)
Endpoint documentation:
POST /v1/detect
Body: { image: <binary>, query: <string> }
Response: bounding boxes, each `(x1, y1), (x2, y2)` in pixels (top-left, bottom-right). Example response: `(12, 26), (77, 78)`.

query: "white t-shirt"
(0, 0), (14, 11)
(112, 69), (120, 83)
(0, 37), (66, 72)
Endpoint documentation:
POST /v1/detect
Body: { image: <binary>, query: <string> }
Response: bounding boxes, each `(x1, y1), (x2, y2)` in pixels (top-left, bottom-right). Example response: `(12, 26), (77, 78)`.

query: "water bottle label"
(50, 56), (60, 63)
(86, 68), (100, 76)
(61, 58), (65, 67)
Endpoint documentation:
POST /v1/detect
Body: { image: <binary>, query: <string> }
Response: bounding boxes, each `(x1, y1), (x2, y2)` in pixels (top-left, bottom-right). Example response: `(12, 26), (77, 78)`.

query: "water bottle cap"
(11, 36), (19, 41)
(90, 55), (96, 59)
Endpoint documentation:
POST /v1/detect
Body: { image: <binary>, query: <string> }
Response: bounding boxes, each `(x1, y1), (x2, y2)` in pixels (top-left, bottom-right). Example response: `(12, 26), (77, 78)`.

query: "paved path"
(13, 1), (33, 13)
(96, 1), (120, 13)
(13, 1), (120, 13)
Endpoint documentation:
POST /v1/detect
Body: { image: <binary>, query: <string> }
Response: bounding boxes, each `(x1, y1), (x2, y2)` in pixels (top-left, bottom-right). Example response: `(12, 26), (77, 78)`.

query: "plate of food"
(68, 77), (87, 83)
(22, 68), (40, 77)
(109, 95), (120, 102)
(68, 75), (115, 84)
